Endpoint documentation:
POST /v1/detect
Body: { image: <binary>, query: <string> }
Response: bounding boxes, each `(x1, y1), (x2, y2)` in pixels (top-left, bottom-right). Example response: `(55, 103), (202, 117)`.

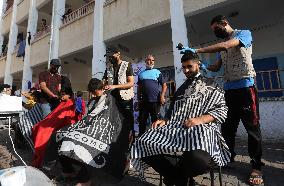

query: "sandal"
(248, 170), (264, 186)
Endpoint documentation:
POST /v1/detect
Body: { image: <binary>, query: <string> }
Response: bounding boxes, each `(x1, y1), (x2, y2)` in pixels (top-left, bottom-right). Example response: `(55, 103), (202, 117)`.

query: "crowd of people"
(0, 14), (264, 186)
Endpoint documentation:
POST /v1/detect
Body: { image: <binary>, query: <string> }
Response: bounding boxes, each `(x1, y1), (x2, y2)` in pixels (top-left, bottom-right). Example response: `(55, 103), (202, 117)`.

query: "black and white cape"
(131, 75), (231, 172)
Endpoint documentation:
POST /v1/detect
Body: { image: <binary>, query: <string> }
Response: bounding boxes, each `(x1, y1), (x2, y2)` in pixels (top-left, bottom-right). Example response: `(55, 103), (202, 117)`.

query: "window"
(253, 57), (283, 98)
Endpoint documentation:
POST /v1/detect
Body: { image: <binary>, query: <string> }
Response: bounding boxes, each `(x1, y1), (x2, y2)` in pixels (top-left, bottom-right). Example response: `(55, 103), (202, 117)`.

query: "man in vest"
(104, 50), (135, 137)
(184, 15), (263, 185)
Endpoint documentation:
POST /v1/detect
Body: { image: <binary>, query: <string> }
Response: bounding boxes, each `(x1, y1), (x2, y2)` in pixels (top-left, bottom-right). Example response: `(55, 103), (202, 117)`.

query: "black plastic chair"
(158, 158), (223, 186)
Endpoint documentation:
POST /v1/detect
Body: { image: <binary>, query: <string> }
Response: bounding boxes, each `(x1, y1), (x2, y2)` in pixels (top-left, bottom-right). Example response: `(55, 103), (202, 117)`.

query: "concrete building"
(0, 0), (283, 139)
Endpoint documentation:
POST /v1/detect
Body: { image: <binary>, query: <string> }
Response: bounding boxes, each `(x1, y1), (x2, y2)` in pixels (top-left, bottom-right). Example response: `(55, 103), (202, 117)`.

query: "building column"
(4, 0), (19, 85)
(0, 0), (7, 56)
(92, 0), (106, 79)
(169, 0), (189, 88)
(48, 0), (65, 68)
(21, 0), (38, 91)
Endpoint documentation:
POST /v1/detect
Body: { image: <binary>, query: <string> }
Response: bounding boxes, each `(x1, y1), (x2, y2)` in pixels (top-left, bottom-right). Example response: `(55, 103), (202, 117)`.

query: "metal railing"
(214, 69), (284, 96)
(0, 50), (8, 58)
(104, 0), (117, 6)
(164, 69), (284, 98)
(165, 80), (176, 98)
(3, 1), (13, 18)
(32, 25), (51, 43)
(255, 69), (284, 93)
(62, 1), (95, 26)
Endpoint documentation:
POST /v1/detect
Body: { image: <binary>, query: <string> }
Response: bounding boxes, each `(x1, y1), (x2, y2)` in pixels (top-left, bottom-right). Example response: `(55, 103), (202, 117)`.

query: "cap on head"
(50, 59), (61, 66)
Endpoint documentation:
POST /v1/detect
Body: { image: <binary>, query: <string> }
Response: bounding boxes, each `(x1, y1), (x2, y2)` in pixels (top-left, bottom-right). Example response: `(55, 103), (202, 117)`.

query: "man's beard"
(146, 64), (154, 69)
(185, 71), (198, 79)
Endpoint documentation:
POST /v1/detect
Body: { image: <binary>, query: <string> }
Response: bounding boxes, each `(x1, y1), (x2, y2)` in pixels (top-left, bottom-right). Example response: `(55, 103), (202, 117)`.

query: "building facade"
(0, 0), (284, 139)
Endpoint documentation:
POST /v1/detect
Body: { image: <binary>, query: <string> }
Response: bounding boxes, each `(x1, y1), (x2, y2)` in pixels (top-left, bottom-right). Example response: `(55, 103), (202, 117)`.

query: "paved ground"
(0, 118), (283, 186)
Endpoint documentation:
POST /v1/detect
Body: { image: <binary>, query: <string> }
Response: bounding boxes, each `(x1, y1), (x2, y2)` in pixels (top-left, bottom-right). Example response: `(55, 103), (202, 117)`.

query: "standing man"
(137, 55), (167, 136)
(39, 59), (62, 117)
(186, 15), (263, 185)
(104, 50), (135, 136)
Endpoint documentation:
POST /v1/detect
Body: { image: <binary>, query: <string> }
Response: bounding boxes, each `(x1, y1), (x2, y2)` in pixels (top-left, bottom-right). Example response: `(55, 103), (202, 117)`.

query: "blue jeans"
(41, 103), (51, 118)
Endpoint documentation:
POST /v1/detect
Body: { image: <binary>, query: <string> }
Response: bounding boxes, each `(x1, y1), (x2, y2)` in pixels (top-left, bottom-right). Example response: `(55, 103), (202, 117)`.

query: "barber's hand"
(104, 85), (116, 90)
(52, 95), (58, 99)
(152, 120), (166, 129)
(180, 47), (196, 54)
(183, 118), (202, 128)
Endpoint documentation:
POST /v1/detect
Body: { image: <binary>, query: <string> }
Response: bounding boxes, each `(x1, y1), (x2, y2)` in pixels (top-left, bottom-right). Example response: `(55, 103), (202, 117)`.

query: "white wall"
(61, 62), (92, 91)
(237, 101), (284, 140)
(252, 22), (284, 59)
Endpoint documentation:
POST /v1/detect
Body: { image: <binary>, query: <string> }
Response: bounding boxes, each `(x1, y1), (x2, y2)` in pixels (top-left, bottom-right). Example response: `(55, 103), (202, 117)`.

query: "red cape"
(32, 99), (79, 167)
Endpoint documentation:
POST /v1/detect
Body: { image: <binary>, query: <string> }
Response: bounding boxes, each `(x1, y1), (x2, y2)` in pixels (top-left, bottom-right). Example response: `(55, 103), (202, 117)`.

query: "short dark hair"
(61, 87), (74, 97)
(76, 91), (83, 97)
(181, 51), (200, 63)
(210, 15), (228, 25)
(88, 78), (104, 92)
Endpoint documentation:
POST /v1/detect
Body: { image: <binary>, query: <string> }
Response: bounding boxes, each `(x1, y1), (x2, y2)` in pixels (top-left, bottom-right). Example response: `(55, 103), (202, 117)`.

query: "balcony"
(0, 56), (7, 78)
(16, 0), (30, 24)
(11, 51), (24, 74)
(183, 0), (229, 16)
(3, 0), (14, 17)
(62, 0), (95, 26)
(32, 25), (51, 43)
(59, 1), (95, 57)
(2, 9), (12, 35)
(103, 0), (170, 41)
(30, 34), (50, 67)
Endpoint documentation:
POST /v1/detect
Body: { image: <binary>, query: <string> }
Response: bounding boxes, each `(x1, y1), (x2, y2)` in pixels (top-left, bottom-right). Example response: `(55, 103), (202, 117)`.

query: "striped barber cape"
(131, 75), (231, 172)
(18, 103), (43, 150)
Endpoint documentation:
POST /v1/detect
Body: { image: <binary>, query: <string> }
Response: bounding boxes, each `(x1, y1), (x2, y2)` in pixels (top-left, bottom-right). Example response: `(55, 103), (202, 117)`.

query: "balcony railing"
(214, 69), (284, 98)
(104, 0), (117, 6)
(164, 68), (284, 100)
(32, 25), (51, 43)
(62, 0), (95, 26)
(0, 54), (7, 60)
(255, 69), (284, 93)
(3, 1), (14, 18)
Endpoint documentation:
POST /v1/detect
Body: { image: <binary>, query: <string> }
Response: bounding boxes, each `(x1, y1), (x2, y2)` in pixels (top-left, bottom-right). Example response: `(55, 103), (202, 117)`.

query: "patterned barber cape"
(18, 104), (43, 150)
(131, 75), (231, 172)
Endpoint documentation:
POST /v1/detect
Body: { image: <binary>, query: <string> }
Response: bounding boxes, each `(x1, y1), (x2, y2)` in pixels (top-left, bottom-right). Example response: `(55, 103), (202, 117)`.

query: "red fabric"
(32, 99), (79, 167)
(249, 87), (259, 125)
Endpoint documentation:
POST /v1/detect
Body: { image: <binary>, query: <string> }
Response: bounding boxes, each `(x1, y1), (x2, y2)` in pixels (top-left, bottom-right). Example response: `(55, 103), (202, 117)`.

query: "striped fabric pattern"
(18, 104), (43, 150)
(131, 76), (231, 172)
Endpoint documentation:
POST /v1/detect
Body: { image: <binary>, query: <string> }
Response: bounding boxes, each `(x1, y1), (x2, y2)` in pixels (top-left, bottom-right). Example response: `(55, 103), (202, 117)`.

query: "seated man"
(131, 52), (231, 186)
